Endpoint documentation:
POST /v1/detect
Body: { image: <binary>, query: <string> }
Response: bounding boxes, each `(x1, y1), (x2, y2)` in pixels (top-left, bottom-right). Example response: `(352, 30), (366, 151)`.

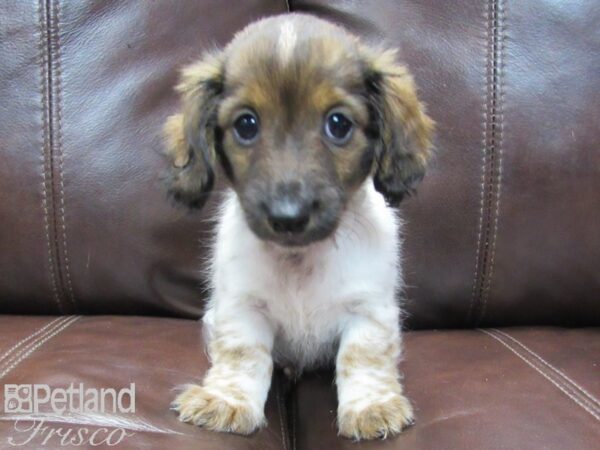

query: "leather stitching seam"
(0, 317), (72, 376)
(493, 329), (600, 412)
(480, 329), (600, 421)
(276, 375), (289, 450)
(468, 0), (491, 325)
(38, 0), (63, 313)
(480, 0), (505, 323)
(52, 0), (77, 310)
(291, 384), (297, 450)
(469, 0), (504, 325)
(0, 317), (64, 366)
(0, 316), (80, 380)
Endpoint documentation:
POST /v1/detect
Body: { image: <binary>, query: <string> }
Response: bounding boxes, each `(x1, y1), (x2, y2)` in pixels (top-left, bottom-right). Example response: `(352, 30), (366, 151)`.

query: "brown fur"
(164, 15), (431, 436)
(163, 14), (434, 226)
(336, 338), (412, 439)
(339, 342), (399, 371)
(338, 394), (414, 440)
(172, 384), (264, 435)
(361, 48), (435, 205)
(163, 52), (224, 209)
(172, 341), (273, 434)
(210, 342), (271, 375)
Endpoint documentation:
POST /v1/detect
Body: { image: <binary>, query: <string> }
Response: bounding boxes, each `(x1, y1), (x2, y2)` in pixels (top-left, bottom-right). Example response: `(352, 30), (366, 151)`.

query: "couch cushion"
(0, 0), (288, 316)
(292, 327), (600, 450)
(0, 316), (290, 450)
(3, 1), (599, 328)
(288, 0), (600, 328)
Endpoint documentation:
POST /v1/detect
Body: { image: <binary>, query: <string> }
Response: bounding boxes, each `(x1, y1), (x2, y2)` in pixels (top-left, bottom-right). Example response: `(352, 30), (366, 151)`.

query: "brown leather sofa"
(1, 1), (598, 449)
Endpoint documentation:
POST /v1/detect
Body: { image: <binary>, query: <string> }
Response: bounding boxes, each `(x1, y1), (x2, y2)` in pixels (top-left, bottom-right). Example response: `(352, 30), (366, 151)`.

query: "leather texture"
(292, 328), (600, 450)
(1, 0), (599, 449)
(1, 0), (599, 327)
(290, 0), (600, 328)
(0, 319), (597, 449)
(0, 316), (291, 450)
(0, 0), (288, 317)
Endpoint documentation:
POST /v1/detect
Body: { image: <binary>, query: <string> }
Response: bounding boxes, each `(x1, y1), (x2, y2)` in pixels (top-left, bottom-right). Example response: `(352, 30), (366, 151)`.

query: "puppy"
(165, 14), (433, 440)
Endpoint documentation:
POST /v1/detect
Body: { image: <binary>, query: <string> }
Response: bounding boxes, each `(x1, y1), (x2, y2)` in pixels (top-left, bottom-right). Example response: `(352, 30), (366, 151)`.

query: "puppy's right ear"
(362, 48), (434, 207)
(163, 51), (224, 209)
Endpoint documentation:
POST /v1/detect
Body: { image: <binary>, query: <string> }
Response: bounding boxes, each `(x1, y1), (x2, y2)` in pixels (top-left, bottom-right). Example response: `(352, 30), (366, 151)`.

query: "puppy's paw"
(171, 384), (265, 435)
(338, 394), (414, 440)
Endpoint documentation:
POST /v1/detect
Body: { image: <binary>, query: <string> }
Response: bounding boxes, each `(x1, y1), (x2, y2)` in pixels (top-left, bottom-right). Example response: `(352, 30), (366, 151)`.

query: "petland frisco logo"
(3, 384), (136, 447)
(4, 384), (135, 415)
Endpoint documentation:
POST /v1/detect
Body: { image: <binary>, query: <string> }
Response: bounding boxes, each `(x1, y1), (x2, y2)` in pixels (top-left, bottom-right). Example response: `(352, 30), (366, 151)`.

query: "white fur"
(277, 20), (298, 64)
(204, 180), (401, 367)
(196, 180), (407, 432)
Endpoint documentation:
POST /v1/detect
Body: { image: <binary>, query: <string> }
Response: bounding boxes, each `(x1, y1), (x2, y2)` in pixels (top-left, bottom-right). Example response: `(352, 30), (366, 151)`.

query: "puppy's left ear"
(163, 51), (224, 210)
(363, 49), (435, 206)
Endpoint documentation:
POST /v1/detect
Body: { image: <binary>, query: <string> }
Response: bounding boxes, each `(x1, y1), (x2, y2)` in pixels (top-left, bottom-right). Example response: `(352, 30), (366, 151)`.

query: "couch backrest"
(1, 0), (598, 328)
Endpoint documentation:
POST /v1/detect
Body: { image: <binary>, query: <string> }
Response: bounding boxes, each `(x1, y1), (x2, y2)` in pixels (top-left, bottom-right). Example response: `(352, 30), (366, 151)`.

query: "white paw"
(338, 393), (414, 440)
(171, 384), (265, 435)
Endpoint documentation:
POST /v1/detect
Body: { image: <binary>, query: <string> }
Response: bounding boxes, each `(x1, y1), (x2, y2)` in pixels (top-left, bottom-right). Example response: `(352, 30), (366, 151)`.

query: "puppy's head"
(164, 14), (434, 246)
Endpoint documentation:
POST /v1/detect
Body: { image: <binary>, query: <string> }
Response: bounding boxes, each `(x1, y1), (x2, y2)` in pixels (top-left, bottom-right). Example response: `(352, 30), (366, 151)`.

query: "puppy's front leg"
(172, 307), (274, 435)
(336, 307), (413, 440)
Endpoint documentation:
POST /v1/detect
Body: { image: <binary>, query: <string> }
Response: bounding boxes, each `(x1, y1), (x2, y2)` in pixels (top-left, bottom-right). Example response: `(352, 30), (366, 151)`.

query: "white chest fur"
(203, 181), (403, 371)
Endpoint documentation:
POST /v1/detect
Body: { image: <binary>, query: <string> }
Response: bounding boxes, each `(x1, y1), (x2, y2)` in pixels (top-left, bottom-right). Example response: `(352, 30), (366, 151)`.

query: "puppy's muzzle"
(262, 181), (317, 235)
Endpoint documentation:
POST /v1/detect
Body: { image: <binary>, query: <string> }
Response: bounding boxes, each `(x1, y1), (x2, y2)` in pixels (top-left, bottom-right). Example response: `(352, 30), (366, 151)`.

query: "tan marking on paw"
(208, 342), (273, 378)
(171, 384), (265, 435)
(211, 342), (270, 365)
(339, 342), (400, 371)
(338, 394), (414, 440)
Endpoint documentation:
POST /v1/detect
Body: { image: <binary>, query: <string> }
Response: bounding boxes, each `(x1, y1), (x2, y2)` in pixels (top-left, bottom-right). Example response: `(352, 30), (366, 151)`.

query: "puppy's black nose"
(266, 198), (310, 234)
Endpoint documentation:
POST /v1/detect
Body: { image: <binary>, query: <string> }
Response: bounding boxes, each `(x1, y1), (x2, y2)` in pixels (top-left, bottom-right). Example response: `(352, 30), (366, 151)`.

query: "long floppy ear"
(163, 51), (224, 209)
(363, 48), (434, 206)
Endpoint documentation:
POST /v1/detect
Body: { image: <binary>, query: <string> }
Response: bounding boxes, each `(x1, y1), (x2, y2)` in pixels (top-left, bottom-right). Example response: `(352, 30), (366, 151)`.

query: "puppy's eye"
(233, 112), (260, 145)
(324, 111), (354, 145)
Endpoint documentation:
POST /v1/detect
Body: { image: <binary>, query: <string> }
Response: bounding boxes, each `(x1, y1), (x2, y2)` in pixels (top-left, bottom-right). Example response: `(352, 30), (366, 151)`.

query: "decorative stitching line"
(38, 0), (63, 314)
(52, 0), (77, 310)
(276, 375), (289, 450)
(291, 383), (297, 450)
(468, 0), (504, 325)
(468, 1), (491, 325)
(0, 317), (64, 365)
(493, 329), (600, 411)
(477, 0), (498, 323)
(490, 330), (600, 417)
(485, 329), (600, 420)
(480, 329), (600, 422)
(0, 316), (72, 375)
(479, 0), (505, 323)
(0, 316), (80, 380)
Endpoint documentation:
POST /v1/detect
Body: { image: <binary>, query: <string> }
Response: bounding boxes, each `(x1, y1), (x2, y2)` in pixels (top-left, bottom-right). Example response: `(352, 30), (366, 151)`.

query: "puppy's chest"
(256, 251), (349, 367)
(212, 188), (400, 367)
(257, 250), (347, 330)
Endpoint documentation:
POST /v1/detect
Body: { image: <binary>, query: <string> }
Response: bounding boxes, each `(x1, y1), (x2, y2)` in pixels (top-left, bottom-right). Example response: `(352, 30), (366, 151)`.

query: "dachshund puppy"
(165, 14), (433, 440)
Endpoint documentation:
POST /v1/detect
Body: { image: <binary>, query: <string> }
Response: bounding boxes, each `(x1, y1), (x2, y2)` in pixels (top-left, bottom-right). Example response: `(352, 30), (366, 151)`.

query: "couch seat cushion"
(0, 316), (289, 450)
(292, 327), (600, 450)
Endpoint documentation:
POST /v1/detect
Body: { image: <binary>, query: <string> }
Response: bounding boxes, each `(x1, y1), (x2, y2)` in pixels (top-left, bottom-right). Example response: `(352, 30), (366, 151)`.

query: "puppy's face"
(165, 15), (434, 247)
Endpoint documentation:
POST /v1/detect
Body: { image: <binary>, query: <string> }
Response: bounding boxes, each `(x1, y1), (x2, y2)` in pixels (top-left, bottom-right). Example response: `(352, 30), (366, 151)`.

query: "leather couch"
(1, 1), (598, 449)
